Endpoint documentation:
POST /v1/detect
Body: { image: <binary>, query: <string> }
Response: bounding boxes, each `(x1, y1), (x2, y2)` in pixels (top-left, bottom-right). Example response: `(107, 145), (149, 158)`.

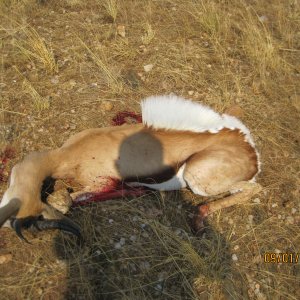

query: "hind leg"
(183, 150), (261, 233)
(183, 149), (257, 196)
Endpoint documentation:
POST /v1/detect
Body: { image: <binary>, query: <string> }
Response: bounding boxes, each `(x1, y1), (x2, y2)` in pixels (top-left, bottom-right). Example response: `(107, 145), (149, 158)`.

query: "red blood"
(0, 147), (15, 183)
(192, 204), (210, 234)
(198, 204), (209, 218)
(112, 111), (142, 126)
(73, 186), (148, 207)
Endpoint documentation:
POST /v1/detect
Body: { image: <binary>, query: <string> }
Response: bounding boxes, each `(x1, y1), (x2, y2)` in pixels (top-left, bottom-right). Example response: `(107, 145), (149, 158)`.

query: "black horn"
(33, 217), (81, 239)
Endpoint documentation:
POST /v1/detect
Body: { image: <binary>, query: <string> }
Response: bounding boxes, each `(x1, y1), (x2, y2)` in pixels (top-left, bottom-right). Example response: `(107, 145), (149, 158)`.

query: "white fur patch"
(141, 94), (261, 176)
(128, 163), (187, 191)
(142, 95), (256, 143)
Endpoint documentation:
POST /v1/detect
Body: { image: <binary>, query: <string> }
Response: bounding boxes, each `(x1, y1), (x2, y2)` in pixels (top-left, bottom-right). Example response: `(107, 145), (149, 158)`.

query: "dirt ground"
(0, 0), (299, 299)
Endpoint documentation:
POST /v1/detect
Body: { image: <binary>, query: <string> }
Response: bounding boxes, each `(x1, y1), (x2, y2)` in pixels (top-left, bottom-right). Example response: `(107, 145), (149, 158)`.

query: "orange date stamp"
(263, 252), (299, 263)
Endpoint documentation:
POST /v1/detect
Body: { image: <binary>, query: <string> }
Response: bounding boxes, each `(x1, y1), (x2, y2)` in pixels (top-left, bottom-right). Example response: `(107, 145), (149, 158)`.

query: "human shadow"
(53, 130), (235, 299)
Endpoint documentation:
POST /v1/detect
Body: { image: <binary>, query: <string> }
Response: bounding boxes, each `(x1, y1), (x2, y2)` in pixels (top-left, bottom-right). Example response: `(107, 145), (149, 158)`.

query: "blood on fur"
(0, 147), (15, 183)
(112, 111), (142, 126)
(72, 176), (149, 206)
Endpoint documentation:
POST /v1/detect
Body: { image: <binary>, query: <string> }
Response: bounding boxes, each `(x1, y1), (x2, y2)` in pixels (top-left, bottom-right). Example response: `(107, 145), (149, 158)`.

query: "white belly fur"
(128, 163), (187, 191)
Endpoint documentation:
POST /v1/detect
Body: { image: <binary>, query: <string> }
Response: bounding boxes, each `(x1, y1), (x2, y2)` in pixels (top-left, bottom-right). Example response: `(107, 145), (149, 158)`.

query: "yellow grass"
(79, 38), (124, 94)
(15, 26), (58, 74)
(22, 78), (50, 111)
(0, 0), (299, 299)
(102, 0), (118, 23)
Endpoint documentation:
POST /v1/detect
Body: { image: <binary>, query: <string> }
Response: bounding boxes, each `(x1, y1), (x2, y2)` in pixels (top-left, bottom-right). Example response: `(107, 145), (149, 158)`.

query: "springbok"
(0, 95), (261, 241)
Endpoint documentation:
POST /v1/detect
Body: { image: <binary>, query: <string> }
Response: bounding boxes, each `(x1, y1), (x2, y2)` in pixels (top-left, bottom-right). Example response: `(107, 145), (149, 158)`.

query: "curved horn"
(10, 215), (82, 243)
(0, 198), (21, 227)
(34, 217), (82, 239)
(10, 216), (35, 243)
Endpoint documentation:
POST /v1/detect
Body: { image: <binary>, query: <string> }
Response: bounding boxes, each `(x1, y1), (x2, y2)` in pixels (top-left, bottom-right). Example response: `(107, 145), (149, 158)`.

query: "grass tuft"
(22, 78), (50, 111)
(14, 26), (58, 74)
(80, 39), (123, 93)
(102, 0), (118, 23)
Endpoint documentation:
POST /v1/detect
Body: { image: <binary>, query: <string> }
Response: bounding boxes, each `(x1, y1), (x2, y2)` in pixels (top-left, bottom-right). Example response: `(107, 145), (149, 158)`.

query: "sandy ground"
(0, 0), (299, 299)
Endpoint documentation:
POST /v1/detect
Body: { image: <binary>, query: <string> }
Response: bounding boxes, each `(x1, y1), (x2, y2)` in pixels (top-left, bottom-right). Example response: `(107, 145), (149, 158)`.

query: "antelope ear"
(0, 198), (21, 227)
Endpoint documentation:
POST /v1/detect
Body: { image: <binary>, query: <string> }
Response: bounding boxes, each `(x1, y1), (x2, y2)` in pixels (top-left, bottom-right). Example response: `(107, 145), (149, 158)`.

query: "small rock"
(71, 109), (75, 113)
(37, 288), (43, 296)
(232, 254), (238, 261)
(253, 198), (261, 204)
(101, 101), (114, 111)
(143, 64), (154, 72)
(188, 90), (194, 96)
(139, 45), (147, 53)
(155, 283), (163, 291)
(120, 237), (126, 246)
(117, 25), (126, 37)
(137, 72), (145, 82)
(286, 216), (294, 224)
(233, 245), (240, 251)
(108, 219), (114, 224)
(248, 215), (254, 224)
(130, 235), (137, 242)
(228, 218), (234, 225)
(274, 249), (281, 254)
(51, 76), (59, 84)
(142, 232), (149, 238)
(114, 242), (122, 249)
(272, 203), (278, 208)
(132, 215), (139, 222)
(69, 79), (76, 87)
(291, 208), (297, 214)
(0, 253), (12, 264)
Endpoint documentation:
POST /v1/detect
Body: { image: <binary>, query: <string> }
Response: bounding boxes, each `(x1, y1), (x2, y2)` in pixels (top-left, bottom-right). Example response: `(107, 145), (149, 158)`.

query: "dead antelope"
(0, 95), (261, 241)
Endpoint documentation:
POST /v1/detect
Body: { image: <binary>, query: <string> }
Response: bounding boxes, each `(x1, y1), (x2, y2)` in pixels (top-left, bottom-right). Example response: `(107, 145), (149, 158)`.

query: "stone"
(101, 101), (114, 111)
(143, 64), (154, 72)
(232, 254), (238, 261)
(117, 25), (126, 38)
(0, 253), (12, 264)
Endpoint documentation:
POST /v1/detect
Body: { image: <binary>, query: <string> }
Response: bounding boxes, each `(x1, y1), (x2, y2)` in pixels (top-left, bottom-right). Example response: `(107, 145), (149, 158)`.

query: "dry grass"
(14, 25), (58, 74)
(79, 38), (124, 94)
(0, 0), (299, 299)
(22, 77), (50, 111)
(102, 0), (119, 23)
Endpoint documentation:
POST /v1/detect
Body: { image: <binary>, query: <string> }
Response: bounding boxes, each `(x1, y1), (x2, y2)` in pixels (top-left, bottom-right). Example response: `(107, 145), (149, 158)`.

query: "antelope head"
(0, 152), (81, 242)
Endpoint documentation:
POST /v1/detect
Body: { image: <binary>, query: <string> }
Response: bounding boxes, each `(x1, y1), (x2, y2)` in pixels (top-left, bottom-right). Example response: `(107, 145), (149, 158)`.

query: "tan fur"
(2, 123), (259, 220)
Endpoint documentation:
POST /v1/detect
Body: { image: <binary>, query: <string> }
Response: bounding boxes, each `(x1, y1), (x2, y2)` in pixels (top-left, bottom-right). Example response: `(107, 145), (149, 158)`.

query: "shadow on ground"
(53, 190), (236, 299)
